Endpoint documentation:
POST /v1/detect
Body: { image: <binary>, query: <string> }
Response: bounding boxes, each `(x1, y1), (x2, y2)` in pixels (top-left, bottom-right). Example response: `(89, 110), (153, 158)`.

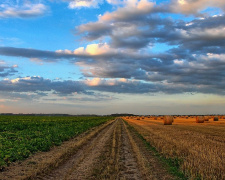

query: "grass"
(0, 115), (113, 169)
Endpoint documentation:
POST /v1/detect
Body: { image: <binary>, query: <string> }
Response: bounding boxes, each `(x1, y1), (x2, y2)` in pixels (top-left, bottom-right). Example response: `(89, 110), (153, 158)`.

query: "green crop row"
(0, 115), (113, 168)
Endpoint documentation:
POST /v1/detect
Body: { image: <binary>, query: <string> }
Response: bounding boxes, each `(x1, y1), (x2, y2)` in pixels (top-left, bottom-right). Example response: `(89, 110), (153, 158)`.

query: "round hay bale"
(196, 116), (204, 123)
(204, 116), (209, 121)
(154, 117), (158, 120)
(163, 115), (173, 125)
(214, 116), (219, 121)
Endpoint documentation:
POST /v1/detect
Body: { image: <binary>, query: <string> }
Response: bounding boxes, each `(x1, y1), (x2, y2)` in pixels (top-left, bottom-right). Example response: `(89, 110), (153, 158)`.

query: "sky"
(0, 0), (225, 115)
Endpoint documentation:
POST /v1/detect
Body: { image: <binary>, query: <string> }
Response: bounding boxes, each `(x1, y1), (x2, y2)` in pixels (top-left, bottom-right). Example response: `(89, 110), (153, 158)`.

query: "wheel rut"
(1, 118), (176, 180)
(37, 119), (117, 180)
(38, 118), (145, 180)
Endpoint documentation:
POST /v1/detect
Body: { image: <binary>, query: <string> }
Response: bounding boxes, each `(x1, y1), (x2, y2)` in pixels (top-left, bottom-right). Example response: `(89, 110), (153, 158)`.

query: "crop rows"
(0, 115), (113, 169)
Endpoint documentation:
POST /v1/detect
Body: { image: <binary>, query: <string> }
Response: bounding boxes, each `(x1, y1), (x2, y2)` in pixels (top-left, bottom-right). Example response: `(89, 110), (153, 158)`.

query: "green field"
(0, 115), (113, 168)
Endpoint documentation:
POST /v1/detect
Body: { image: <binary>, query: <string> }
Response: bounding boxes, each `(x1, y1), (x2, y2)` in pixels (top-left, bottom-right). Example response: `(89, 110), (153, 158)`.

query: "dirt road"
(1, 118), (175, 180)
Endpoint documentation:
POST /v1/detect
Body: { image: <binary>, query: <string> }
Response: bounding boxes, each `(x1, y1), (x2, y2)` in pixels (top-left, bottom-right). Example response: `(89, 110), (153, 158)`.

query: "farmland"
(0, 115), (224, 180)
(123, 116), (225, 180)
(1, 117), (176, 180)
(0, 115), (113, 169)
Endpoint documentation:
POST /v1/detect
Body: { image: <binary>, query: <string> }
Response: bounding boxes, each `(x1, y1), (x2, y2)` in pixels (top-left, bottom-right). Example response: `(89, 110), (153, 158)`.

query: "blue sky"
(0, 0), (225, 115)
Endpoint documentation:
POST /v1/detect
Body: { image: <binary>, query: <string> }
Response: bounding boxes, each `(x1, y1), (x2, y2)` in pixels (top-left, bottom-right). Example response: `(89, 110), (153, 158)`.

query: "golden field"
(123, 116), (225, 180)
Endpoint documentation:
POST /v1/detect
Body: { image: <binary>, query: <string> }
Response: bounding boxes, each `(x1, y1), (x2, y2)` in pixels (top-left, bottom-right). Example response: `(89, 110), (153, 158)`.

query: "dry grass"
(123, 116), (225, 180)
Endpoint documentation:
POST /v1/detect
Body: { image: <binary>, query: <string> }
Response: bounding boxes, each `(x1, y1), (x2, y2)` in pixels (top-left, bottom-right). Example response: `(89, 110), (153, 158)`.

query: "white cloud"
(0, 61), (18, 77)
(178, 26), (225, 39)
(191, 27), (225, 38)
(170, 0), (225, 15)
(57, 43), (116, 55)
(106, 0), (124, 5)
(203, 53), (225, 62)
(100, 0), (155, 22)
(68, 0), (103, 9)
(85, 78), (102, 86)
(0, 3), (48, 18)
(85, 78), (131, 87)
(174, 59), (184, 65)
(30, 58), (44, 65)
(10, 76), (41, 84)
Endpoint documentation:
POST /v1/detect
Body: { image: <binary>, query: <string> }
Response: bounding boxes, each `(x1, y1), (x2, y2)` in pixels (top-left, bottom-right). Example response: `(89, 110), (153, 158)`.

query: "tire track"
(88, 118), (144, 180)
(37, 119), (118, 180)
(119, 119), (143, 180)
(87, 117), (121, 180)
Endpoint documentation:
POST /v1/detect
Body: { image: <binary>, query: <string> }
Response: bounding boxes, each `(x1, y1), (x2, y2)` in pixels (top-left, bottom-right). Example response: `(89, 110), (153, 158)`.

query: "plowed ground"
(0, 118), (175, 180)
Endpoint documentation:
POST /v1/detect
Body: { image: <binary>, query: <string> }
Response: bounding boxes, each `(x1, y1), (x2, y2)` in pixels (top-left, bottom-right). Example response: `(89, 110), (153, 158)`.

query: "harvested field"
(123, 116), (225, 180)
(0, 118), (176, 180)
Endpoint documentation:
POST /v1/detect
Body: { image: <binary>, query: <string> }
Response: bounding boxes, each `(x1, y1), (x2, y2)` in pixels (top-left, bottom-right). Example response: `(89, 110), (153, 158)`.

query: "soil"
(0, 118), (175, 180)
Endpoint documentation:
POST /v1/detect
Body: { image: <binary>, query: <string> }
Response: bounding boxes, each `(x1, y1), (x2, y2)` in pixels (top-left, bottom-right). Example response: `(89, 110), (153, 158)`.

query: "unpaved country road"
(1, 118), (175, 180)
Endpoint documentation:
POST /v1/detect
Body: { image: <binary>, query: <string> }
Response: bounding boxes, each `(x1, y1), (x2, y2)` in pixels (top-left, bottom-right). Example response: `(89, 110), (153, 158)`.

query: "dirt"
(0, 118), (175, 180)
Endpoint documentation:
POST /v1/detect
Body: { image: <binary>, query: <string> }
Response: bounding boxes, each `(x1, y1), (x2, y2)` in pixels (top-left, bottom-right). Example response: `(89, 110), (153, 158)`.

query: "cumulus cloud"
(1, 43), (225, 95)
(170, 0), (225, 15)
(0, 76), (87, 95)
(83, 77), (225, 95)
(77, 52), (225, 89)
(68, 0), (103, 8)
(0, 3), (49, 18)
(77, 22), (113, 41)
(65, 0), (136, 9)
(57, 43), (116, 55)
(100, 0), (155, 22)
(0, 76), (191, 96)
(77, 7), (225, 51)
(1, 64), (225, 100)
(106, 0), (124, 5)
(0, 61), (18, 77)
(1, 0), (225, 97)
(67, 0), (225, 15)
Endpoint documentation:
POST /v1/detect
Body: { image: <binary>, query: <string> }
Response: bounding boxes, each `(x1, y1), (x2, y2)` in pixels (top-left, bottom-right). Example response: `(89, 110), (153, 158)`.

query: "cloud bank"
(1, 0), (225, 103)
